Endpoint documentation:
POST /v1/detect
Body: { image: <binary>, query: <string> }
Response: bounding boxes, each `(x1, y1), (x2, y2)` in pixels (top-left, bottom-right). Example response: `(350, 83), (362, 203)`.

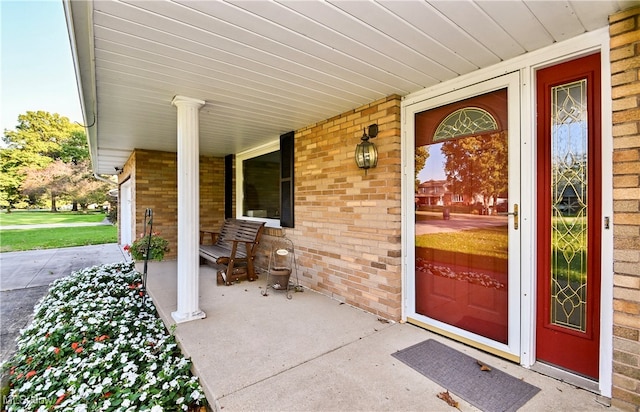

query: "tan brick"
(127, 150), (226, 260)
(614, 336), (640, 354)
(613, 96), (640, 112)
(611, 397), (640, 412)
(611, 30), (640, 50)
(611, 16), (638, 36)
(611, 44), (638, 62)
(614, 235), (640, 250)
(614, 361), (640, 382)
(611, 387), (640, 411)
(615, 249), (640, 263)
(615, 274), (640, 289)
(286, 95), (403, 320)
(614, 158), (640, 177)
(613, 372), (639, 391)
(614, 348), (640, 367)
(616, 261), (640, 276)
(614, 136), (640, 150)
(614, 176), (640, 188)
(613, 107), (640, 123)
(614, 324), (640, 341)
(613, 70), (640, 86)
(615, 149), (640, 162)
(614, 311), (640, 329)
(615, 286), (640, 302)
(613, 188), (640, 202)
(610, 6), (640, 24)
(615, 299), (640, 315)
(613, 81), (640, 99)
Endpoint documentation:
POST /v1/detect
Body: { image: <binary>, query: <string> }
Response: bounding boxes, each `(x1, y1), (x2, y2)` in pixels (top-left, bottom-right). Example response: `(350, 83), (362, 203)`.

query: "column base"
(171, 309), (206, 324)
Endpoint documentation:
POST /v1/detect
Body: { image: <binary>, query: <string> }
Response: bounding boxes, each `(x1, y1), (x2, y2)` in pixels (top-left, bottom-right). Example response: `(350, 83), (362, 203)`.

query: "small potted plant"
(124, 232), (169, 261)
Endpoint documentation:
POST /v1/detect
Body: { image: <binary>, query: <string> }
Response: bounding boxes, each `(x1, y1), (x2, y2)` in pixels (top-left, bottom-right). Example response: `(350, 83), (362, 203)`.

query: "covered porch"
(145, 261), (612, 411)
(65, 1), (640, 408)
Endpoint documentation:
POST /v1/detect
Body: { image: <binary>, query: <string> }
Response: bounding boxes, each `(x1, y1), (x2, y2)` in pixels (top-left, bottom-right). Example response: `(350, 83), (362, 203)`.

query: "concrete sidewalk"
(145, 260), (615, 412)
(0, 244), (129, 363)
(1, 218), (113, 231)
(0, 243), (129, 290)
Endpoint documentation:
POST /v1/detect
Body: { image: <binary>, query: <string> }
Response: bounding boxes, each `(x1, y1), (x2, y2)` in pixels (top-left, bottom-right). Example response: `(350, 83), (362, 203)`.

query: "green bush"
(124, 234), (169, 261)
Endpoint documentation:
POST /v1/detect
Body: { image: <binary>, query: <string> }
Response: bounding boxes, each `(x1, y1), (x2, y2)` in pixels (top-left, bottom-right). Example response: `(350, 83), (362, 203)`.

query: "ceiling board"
(64, 0), (631, 174)
(430, 0), (525, 60)
(475, 1), (554, 51)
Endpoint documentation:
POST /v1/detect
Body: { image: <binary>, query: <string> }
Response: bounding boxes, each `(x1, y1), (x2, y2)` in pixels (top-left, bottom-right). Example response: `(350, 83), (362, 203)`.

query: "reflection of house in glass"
(415, 180), (455, 207)
(416, 179), (507, 215)
(556, 184), (583, 217)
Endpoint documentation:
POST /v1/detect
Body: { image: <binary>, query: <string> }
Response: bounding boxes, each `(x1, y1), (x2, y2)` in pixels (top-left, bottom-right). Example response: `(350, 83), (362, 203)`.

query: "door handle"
(498, 203), (519, 230)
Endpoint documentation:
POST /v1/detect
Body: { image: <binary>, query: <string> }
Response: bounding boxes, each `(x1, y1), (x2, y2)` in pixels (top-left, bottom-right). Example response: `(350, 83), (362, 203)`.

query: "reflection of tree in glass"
(552, 152), (586, 217)
(415, 146), (429, 192)
(441, 132), (508, 207)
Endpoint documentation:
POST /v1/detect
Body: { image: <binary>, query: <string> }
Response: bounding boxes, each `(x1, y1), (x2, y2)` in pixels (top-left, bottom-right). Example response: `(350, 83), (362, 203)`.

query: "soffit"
(66, 0), (636, 174)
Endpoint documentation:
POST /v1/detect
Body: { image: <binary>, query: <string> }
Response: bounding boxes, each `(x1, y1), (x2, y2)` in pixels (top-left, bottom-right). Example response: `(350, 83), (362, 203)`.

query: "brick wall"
(283, 95), (403, 320)
(610, 6), (640, 411)
(120, 150), (225, 260)
(199, 155), (227, 232)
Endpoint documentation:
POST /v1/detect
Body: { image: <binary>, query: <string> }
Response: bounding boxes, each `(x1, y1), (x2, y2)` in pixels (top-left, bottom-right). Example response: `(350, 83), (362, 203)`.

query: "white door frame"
(120, 178), (133, 247)
(403, 72), (522, 361)
(400, 28), (613, 396)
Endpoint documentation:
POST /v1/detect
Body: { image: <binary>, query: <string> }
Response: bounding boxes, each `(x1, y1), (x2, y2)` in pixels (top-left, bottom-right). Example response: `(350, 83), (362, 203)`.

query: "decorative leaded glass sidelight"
(433, 107), (498, 141)
(550, 79), (588, 332)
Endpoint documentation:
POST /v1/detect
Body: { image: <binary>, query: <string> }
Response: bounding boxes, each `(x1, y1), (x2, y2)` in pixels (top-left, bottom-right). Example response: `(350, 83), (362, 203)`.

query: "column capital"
(171, 95), (205, 109)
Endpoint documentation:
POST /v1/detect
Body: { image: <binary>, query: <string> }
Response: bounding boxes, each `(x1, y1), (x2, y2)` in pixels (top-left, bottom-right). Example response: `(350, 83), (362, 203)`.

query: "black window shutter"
(280, 131), (294, 227)
(225, 154), (233, 219)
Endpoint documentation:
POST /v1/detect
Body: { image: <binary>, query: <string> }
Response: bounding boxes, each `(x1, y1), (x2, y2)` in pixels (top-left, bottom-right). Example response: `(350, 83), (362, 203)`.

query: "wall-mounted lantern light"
(354, 124), (378, 175)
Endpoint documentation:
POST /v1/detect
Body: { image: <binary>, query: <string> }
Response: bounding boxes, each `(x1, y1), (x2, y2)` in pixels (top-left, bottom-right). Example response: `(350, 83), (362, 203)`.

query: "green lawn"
(415, 219), (587, 282)
(0, 226), (117, 252)
(0, 210), (107, 226)
(416, 227), (508, 260)
(551, 216), (588, 282)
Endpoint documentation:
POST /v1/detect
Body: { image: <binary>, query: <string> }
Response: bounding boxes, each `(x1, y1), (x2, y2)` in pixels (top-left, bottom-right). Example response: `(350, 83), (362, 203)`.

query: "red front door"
(535, 53), (602, 380)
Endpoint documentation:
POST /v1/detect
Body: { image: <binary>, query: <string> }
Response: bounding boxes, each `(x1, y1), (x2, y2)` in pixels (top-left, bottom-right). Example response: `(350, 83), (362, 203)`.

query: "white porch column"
(171, 95), (206, 323)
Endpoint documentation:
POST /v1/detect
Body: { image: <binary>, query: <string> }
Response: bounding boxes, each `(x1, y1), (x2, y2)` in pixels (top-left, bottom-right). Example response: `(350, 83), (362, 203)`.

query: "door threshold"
(406, 317), (519, 362)
(530, 362), (599, 394)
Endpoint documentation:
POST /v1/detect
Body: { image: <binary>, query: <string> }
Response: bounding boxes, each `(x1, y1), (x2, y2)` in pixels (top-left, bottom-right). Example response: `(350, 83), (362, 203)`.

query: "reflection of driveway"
(415, 212), (508, 235)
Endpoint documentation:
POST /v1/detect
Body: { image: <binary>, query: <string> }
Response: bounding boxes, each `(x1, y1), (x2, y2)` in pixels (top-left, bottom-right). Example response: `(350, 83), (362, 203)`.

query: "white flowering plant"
(2, 262), (207, 411)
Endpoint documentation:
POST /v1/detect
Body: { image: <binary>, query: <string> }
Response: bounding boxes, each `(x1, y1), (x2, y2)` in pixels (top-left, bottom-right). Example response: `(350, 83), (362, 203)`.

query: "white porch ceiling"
(65, 0), (637, 175)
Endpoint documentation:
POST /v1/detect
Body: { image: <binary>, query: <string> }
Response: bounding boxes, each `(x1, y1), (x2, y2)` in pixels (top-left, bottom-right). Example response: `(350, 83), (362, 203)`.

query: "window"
(235, 131), (294, 228)
(244, 151), (280, 218)
(236, 141), (280, 227)
(433, 107), (498, 141)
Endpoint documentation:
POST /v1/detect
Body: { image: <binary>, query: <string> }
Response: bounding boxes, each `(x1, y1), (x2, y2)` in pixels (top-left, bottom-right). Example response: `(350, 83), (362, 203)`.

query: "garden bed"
(2, 262), (207, 411)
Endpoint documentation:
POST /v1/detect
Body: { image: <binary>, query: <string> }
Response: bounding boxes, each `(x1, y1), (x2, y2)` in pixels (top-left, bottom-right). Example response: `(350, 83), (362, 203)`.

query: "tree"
(66, 160), (112, 210)
(59, 129), (90, 164)
(20, 160), (74, 212)
(0, 111), (88, 211)
(0, 149), (31, 210)
(441, 131), (508, 207)
(2, 111), (83, 160)
(1, 111), (103, 211)
(415, 146), (430, 192)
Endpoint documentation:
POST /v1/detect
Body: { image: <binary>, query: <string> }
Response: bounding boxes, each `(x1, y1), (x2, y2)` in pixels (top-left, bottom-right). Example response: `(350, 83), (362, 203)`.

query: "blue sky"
(1, 0), (82, 133)
(418, 143), (446, 182)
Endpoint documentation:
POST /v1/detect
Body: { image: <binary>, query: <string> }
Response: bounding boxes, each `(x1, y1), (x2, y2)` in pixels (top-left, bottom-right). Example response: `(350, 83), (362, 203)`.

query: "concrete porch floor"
(146, 261), (615, 412)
